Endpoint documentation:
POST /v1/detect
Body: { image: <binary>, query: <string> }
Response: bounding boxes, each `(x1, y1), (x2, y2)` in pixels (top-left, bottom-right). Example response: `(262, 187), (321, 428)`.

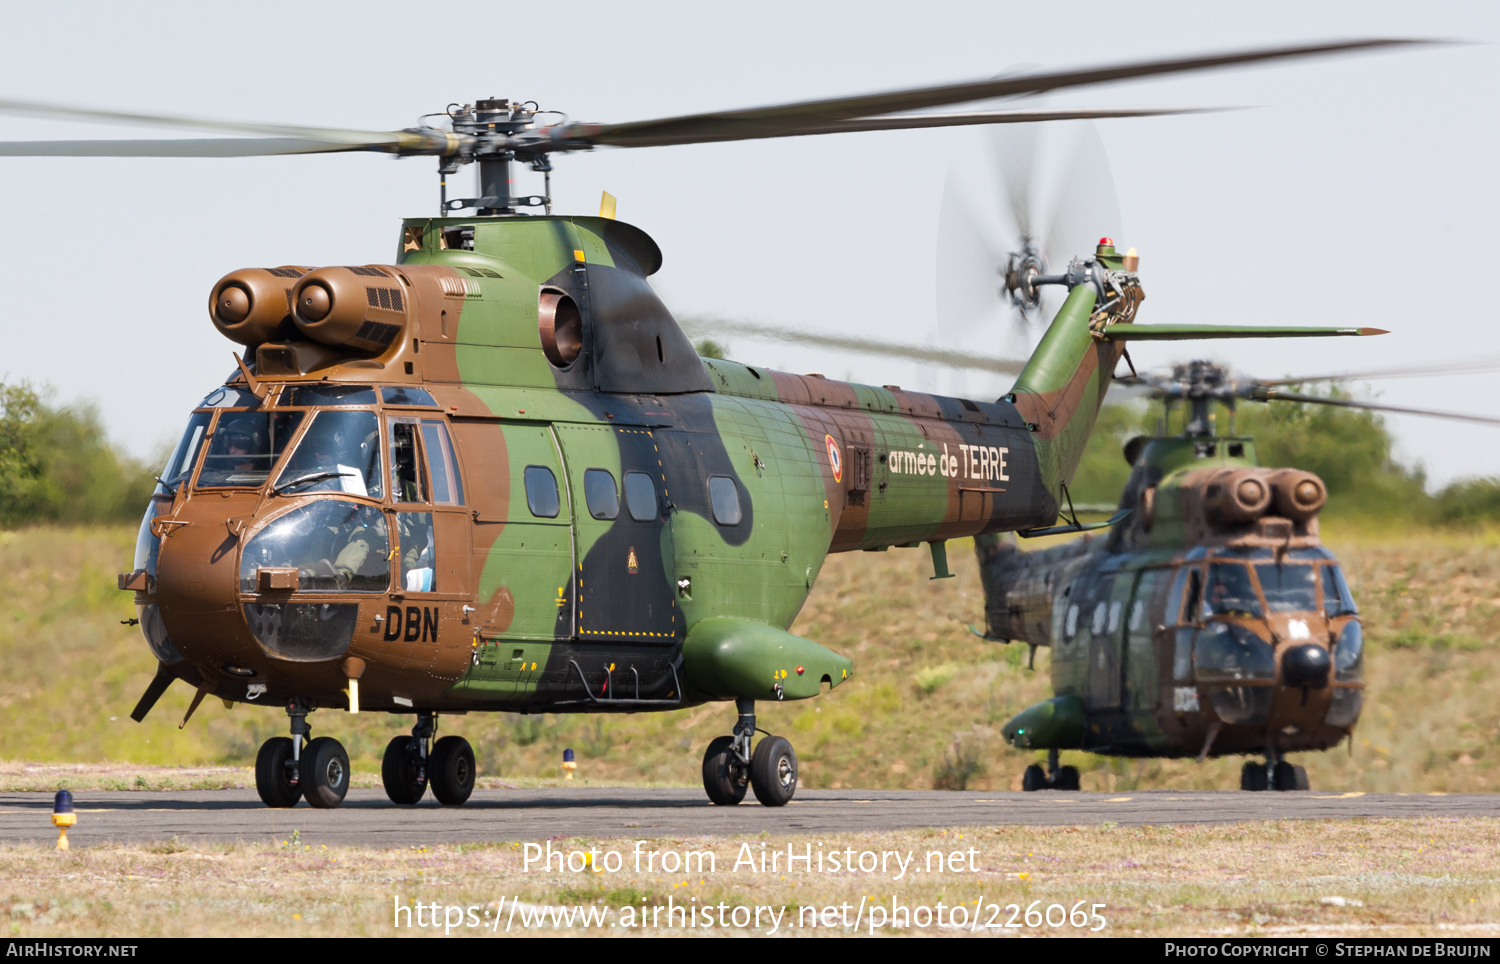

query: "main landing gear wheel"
(1273, 761), (1309, 792)
(429, 735), (475, 805)
(1240, 760), (1269, 791)
(382, 736), (428, 805)
(302, 736), (350, 809)
(702, 735), (748, 806)
(255, 736), (301, 808)
(751, 736), (798, 807)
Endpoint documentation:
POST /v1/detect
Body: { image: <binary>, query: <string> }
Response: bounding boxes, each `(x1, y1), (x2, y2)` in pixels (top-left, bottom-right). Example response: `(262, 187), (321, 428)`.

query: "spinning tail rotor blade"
(1043, 123), (1124, 270)
(936, 175), (1013, 344)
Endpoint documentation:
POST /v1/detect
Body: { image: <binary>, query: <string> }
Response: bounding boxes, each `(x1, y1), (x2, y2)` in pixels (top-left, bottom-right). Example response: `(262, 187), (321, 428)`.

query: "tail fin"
(1007, 284), (1123, 502)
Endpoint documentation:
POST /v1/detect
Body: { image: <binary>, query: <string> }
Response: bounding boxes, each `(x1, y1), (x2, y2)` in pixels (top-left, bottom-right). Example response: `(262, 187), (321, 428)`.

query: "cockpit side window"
(158, 411), (212, 492)
(274, 410), (383, 499)
(1321, 565), (1358, 616)
(420, 421), (464, 505)
(389, 420), (429, 503)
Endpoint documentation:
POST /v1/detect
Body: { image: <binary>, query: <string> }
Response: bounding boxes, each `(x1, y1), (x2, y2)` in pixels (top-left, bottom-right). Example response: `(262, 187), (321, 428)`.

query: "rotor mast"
(443, 99), (551, 216)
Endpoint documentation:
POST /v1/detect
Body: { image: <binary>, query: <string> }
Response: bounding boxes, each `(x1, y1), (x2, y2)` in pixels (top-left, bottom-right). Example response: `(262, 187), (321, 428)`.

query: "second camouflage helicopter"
(975, 359), (1500, 791)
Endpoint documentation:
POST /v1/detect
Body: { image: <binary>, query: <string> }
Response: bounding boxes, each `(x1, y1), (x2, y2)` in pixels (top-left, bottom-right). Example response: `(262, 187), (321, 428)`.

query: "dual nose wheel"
(700, 701), (798, 807)
(702, 734), (798, 806)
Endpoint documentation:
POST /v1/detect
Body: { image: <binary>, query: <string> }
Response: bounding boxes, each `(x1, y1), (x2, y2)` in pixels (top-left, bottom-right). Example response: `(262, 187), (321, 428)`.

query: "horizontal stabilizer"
(1018, 507), (1132, 539)
(1101, 324), (1386, 341)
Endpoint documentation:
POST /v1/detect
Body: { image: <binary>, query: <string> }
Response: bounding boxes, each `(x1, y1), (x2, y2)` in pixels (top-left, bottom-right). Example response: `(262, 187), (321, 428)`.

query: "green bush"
(0, 382), (157, 528)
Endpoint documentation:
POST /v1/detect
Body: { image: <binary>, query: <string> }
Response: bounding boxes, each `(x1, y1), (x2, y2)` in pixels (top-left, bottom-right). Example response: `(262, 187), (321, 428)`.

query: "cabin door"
(554, 424), (678, 643)
(1086, 573), (1125, 711)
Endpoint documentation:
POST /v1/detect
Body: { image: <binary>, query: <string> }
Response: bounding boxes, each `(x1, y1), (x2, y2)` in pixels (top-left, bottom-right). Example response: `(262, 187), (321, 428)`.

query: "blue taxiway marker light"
(52, 789), (75, 851)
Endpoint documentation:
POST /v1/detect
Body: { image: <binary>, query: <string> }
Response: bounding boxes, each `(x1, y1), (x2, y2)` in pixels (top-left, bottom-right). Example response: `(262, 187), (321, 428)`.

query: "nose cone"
(1282, 644), (1331, 690)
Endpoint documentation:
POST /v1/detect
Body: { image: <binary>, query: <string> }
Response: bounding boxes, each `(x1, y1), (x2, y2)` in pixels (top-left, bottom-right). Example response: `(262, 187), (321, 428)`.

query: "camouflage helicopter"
(0, 41), (1418, 810)
(976, 359), (1500, 792)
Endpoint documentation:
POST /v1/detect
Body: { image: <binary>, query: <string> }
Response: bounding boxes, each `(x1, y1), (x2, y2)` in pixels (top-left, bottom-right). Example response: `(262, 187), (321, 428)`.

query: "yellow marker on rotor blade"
(599, 191), (617, 220)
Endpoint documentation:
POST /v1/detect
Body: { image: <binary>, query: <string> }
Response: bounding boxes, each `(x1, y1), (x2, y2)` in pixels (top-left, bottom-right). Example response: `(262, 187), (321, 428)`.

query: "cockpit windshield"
(273, 410), (383, 498)
(283, 384), (377, 407)
(1254, 563), (1318, 612)
(1202, 563), (1263, 618)
(197, 411), (305, 488)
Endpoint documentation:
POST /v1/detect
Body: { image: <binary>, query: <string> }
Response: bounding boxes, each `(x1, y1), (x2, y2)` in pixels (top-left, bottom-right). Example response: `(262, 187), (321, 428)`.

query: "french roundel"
(825, 435), (842, 483)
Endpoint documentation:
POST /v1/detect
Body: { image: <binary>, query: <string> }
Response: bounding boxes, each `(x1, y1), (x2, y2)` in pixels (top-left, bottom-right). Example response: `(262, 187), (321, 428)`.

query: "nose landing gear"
(1021, 749), (1080, 791)
(701, 700), (798, 807)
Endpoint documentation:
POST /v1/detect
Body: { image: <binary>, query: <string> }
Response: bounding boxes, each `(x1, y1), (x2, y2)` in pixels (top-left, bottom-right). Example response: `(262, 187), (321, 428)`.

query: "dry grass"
(4, 819), (1497, 937)
(3, 523), (1499, 794)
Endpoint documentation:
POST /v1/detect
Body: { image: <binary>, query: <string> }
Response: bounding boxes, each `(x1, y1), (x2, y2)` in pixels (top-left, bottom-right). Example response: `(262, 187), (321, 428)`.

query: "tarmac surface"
(1, 787), (1496, 847)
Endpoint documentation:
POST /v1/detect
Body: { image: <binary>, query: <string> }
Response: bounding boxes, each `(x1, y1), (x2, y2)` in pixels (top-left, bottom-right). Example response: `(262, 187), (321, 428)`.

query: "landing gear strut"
(255, 699), (350, 809)
(1240, 749), (1309, 792)
(382, 713), (433, 805)
(381, 713), (475, 806)
(701, 699), (798, 807)
(1021, 749), (1079, 791)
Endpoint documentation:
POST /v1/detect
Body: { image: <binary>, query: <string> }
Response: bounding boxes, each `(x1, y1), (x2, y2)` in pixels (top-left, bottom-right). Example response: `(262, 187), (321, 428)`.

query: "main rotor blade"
(1260, 354), (1500, 385)
(682, 317), (1027, 375)
(0, 137), (374, 157)
(576, 39), (1427, 149)
(1253, 389), (1500, 427)
(577, 106), (1221, 148)
(0, 94), (414, 144)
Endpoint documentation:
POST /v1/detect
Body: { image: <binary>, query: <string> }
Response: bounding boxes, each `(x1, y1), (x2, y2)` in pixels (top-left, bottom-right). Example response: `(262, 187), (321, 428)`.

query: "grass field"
(1, 522), (1497, 795)
(4, 820), (1498, 937)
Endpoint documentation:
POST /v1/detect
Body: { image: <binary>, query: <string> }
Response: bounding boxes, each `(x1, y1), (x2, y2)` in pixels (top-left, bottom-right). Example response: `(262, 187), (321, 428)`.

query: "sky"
(0, 1), (1495, 489)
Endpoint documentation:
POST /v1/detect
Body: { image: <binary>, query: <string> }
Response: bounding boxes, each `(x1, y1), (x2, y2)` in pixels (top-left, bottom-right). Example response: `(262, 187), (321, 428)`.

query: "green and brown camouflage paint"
(127, 216), (1136, 722)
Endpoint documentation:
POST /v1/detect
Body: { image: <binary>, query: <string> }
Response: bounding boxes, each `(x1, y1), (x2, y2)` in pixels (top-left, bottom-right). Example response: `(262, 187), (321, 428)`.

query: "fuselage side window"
(524, 465), (560, 519)
(584, 469), (619, 520)
(624, 471), (657, 523)
(708, 476), (742, 526)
